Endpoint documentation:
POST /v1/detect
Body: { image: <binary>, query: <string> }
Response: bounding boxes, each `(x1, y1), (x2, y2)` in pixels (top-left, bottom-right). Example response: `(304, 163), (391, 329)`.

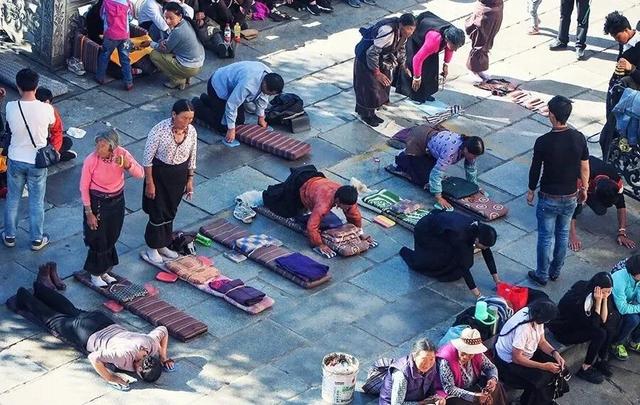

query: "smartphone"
(224, 251), (247, 263)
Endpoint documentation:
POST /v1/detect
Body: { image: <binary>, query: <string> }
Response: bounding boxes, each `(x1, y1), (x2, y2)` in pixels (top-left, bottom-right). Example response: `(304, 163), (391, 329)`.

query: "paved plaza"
(2, 0), (640, 403)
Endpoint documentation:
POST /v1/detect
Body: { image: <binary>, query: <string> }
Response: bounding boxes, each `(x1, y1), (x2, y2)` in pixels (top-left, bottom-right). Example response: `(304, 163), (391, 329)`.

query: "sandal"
(233, 201), (256, 224)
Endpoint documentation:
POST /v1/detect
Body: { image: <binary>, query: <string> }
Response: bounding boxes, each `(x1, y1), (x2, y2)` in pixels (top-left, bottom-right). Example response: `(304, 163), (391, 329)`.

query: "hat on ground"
(451, 328), (487, 355)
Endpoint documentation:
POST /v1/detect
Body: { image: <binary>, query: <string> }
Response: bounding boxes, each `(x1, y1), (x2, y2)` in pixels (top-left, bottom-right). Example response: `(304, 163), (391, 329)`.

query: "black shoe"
(362, 116), (380, 127)
(2, 231), (16, 248)
(528, 270), (547, 286)
(425, 95), (435, 102)
(31, 234), (51, 251)
(594, 360), (613, 377)
(576, 367), (604, 384)
(60, 150), (77, 162)
(372, 114), (384, 124)
(549, 39), (568, 50)
(306, 3), (321, 15)
(549, 274), (559, 281)
(317, 1), (333, 12)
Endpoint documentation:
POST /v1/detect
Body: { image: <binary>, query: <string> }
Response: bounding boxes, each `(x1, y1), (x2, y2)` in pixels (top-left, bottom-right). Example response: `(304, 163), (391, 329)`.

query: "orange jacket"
(299, 177), (362, 246)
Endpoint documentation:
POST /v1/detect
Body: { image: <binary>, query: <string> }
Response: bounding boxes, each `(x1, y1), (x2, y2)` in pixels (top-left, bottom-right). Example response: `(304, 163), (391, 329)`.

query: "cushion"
(235, 125), (311, 160)
(164, 256), (221, 285)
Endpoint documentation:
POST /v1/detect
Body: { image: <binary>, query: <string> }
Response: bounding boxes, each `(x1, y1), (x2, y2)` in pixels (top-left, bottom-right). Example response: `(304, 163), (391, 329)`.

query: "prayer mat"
(253, 206), (373, 257)
(199, 218), (331, 288)
(6, 293), (90, 354)
(424, 105), (463, 125)
(235, 234), (283, 255)
(0, 53), (69, 97)
(235, 125), (311, 160)
(141, 253), (274, 314)
(73, 271), (208, 342)
(360, 189), (431, 231)
(474, 78), (519, 97)
(509, 90), (549, 116)
(441, 177), (508, 221)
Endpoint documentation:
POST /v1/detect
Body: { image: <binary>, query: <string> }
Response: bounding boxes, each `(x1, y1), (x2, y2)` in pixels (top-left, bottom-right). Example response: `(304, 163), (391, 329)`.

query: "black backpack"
(265, 93), (305, 125)
(362, 358), (393, 395)
(170, 231), (197, 256)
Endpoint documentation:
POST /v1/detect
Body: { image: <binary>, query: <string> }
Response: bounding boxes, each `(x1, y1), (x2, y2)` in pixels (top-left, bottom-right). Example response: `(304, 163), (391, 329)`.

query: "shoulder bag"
(18, 101), (59, 168)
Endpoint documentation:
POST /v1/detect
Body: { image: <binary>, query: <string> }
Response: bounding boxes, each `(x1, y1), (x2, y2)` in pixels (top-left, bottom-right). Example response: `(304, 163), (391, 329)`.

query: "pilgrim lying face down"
(14, 283), (175, 390)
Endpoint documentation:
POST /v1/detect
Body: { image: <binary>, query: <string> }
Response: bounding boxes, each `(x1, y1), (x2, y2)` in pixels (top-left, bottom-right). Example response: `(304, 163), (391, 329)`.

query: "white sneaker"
(101, 273), (118, 284)
(158, 247), (179, 259)
(146, 248), (164, 263)
(91, 275), (108, 287)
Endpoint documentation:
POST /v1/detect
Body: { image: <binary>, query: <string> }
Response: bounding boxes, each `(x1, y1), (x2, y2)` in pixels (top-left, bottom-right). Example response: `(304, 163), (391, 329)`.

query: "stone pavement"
(2, 0), (640, 404)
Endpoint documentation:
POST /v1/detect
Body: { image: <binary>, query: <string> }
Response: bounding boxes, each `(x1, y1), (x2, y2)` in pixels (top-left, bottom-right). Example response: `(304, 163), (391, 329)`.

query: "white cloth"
(5, 100), (55, 164)
(137, 0), (170, 32)
(623, 32), (640, 52)
(584, 293), (594, 316)
(236, 190), (263, 207)
(373, 25), (395, 48)
(495, 307), (544, 363)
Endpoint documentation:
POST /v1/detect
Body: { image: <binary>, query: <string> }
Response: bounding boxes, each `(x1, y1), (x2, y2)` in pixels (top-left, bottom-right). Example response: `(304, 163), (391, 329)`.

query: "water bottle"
(224, 23), (231, 44)
(195, 233), (213, 247)
(234, 22), (241, 43)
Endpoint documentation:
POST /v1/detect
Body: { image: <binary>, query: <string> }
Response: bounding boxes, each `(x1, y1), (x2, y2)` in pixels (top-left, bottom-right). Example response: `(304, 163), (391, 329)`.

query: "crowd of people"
(1, 0), (640, 401)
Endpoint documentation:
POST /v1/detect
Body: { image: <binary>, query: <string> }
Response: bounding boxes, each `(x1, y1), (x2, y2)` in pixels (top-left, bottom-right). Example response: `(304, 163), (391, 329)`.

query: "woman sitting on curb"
(609, 255), (640, 361)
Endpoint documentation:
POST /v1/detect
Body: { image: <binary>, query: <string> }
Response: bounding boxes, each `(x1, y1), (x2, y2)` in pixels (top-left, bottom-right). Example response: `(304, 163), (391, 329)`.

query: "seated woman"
(379, 339), (443, 405)
(14, 282), (174, 390)
(195, 0), (252, 30)
(548, 272), (619, 384)
(148, 2), (206, 89)
(390, 125), (485, 210)
(395, 11), (465, 103)
(400, 210), (499, 298)
(436, 328), (507, 405)
(494, 300), (567, 405)
(609, 255), (640, 361)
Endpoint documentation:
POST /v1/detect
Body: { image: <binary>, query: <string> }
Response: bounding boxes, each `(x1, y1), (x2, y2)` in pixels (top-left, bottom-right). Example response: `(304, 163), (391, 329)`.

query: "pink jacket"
(413, 31), (454, 76)
(435, 343), (483, 398)
(101, 0), (134, 40)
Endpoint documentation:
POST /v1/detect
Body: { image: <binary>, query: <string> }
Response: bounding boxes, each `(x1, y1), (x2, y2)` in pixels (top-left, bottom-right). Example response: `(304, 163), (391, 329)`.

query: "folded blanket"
(296, 211), (343, 230)
(325, 236), (371, 257)
(275, 253), (329, 282)
(322, 224), (361, 244)
(235, 234), (283, 255)
(108, 282), (148, 303)
(208, 278), (266, 306)
(164, 256), (220, 285)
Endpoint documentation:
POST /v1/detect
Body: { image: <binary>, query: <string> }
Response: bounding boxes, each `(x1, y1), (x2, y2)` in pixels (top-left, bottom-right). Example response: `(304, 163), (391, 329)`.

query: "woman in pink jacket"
(80, 129), (144, 287)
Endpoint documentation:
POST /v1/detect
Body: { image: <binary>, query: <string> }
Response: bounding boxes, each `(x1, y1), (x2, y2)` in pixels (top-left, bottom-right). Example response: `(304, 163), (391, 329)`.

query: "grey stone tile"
(463, 97), (534, 131)
(273, 324), (390, 386)
(0, 197), (54, 230)
(503, 195), (538, 232)
(195, 141), (265, 179)
(305, 105), (351, 133)
(484, 118), (549, 160)
(45, 164), (83, 207)
(320, 121), (387, 155)
(287, 386), (378, 405)
(190, 166), (276, 214)
(57, 71), (100, 91)
(0, 262), (38, 303)
(359, 222), (406, 264)
(287, 76), (342, 105)
(479, 157), (531, 196)
(355, 287), (464, 345)
(311, 61), (354, 90)
(99, 73), (181, 106)
(489, 219), (529, 251)
(249, 137), (351, 181)
(312, 90), (359, 122)
(1, 332), (81, 371)
(443, 114), (495, 139)
(209, 251), (263, 282)
(350, 255), (431, 301)
(55, 89), (131, 128)
(327, 151), (395, 186)
(107, 96), (179, 140)
(0, 306), (41, 351)
(19, 205), (83, 241)
(62, 121), (136, 165)
(14, 233), (88, 279)
(498, 232), (538, 271)
(272, 282), (386, 340)
(0, 346), (48, 393)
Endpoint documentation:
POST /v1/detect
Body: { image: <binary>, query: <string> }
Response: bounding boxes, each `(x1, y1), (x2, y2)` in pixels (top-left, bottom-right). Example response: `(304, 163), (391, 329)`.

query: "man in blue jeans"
(527, 95), (589, 286)
(2, 68), (55, 251)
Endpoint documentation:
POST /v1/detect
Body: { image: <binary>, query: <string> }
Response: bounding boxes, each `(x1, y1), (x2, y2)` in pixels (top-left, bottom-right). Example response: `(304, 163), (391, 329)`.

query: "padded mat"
(74, 271), (208, 342)
(199, 218), (331, 288)
(360, 189), (431, 230)
(235, 125), (311, 161)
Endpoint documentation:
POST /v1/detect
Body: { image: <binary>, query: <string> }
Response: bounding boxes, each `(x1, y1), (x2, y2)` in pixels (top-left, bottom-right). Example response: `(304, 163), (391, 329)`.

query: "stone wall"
(1, 0), (94, 68)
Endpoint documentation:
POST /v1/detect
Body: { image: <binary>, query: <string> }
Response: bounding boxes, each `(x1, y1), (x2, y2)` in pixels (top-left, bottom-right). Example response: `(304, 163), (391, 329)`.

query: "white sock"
(91, 275), (108, 287)
(101, 273), (117, 284)
(147, 248), (164, 263)
(158, 247), (179, 259)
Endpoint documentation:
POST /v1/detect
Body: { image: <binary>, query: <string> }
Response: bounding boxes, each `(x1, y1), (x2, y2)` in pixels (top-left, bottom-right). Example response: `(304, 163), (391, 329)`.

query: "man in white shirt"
(136, 0), (194, 39)
(2, 68), (55, 251)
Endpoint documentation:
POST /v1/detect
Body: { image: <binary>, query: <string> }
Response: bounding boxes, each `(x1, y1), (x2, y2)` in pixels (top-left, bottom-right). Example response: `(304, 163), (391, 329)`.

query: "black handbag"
(18, 101), (59, 168)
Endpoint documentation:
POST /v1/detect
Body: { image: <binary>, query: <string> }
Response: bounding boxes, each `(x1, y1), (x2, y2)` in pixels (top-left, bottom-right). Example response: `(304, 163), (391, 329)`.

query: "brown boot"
(47, 262), (66, 291)
(36, 264), (56, 290)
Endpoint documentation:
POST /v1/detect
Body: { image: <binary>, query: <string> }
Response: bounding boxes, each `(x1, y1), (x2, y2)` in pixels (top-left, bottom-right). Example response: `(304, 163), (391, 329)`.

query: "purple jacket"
(379, 355), (437, 405)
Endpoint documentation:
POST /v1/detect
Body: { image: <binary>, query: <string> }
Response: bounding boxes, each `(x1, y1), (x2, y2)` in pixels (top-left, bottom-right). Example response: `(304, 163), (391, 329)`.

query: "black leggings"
(17, 284), (114, 349)
(495, 351), (557, 405)
(204, 79), (246, 133)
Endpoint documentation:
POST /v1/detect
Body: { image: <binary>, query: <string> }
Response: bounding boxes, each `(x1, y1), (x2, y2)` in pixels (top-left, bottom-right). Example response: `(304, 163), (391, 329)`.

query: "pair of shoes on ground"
(527, 270), (559, 286)
(360, 113), (384, 127)
(307, 1), (333, 15)
(346, 0), (376, 7)
(90, 273), (119, 288)
(610, 342), (640, 361)
(269, 8), (292, 22)
(146, 247), (180, 265)
(3, 231), (50, 251)
(234, 201), (257, 224)
(548, 39), (586, 60)
(36, 262), (67, 290)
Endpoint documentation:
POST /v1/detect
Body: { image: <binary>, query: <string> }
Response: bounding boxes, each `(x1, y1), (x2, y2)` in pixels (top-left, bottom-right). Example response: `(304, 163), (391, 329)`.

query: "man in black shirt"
(569, 156), (635, 251)
(527, 95), (589, 286)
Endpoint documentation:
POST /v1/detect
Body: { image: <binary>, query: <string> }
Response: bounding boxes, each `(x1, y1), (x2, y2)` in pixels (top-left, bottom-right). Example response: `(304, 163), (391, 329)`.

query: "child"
(96, 0), (134, 90)
(527, 0), (542, 35)
(35, 88), (77, 162)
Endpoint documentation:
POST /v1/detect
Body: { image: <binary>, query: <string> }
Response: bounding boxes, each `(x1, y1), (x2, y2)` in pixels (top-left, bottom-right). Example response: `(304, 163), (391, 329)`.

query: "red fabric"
(49, 108), (64, 152)
(299, 177), (363, 247)
(435, 343), (484, 398)
(497, 282), (528, 311)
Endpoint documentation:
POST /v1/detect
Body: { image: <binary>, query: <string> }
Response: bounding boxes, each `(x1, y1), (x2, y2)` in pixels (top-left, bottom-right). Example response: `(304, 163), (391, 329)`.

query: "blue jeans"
(614, 313), (640, 345)
(535, 194), (577, 281)
(3, 159), (47, 241)
(96, 38), (132, 85)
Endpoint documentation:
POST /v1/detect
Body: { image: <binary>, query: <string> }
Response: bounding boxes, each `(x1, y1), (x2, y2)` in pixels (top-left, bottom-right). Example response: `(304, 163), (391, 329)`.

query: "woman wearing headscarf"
(80, 129), (144, 287)
(400, 210), (500, 299)
(548, 272), (619, 384)
(465, 0), (504, 82)
(395, 11), (465, 103)
(436, 328), (508, 405)
(353, 13), (416, 127)
(494, 300), (567, 405)
(142, 99), (197, 264)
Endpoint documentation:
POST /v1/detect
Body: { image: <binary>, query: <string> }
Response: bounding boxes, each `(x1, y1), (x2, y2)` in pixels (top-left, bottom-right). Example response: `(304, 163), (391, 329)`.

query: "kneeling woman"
(437, 328), (507, 405)
(400, 211), (500, 298)
(143, 99), (197, 264)
(379, 339), (443, 405)
(80, 129), (144, 287)
(15, 283), (174, 389)
(494, 300), (567, 405)
(549, 272), (619, 384)
(392, 125), (485, 210)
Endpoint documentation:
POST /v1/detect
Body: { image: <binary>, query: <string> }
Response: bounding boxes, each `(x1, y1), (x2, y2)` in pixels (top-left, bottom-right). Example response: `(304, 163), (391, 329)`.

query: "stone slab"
(182, 293), (262, 340)
(0, 262), (39, 303)
(194, 141), (265, 179)
(311, 61), (355, 90)
(55, 89), (131, 128)
(13, 233), (88, 279)
(479, 157), (532, 196)
(320, 121), (387, 155)
(350, 255), (431, 301)
(106, 96), (180, 140)
(484, 118), (549, 160)
(287, 75), (343, 105)
(327, 150), (395, 186)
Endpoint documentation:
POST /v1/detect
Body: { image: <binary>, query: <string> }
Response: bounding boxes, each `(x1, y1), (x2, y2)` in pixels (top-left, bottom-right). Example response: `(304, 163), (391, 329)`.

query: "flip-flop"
(103, 300), (124, 313)
(156, 271), (178, 283)
(222, 139), (240, 148)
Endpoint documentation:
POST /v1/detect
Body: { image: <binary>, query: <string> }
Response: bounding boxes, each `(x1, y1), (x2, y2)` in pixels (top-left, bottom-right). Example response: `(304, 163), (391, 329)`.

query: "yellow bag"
(110, 35), (153, 66)
(0, 153), (7, 174)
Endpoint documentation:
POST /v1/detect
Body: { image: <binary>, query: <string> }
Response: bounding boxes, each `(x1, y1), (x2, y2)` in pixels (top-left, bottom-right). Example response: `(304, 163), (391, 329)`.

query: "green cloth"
(362, 189), (430, 226)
